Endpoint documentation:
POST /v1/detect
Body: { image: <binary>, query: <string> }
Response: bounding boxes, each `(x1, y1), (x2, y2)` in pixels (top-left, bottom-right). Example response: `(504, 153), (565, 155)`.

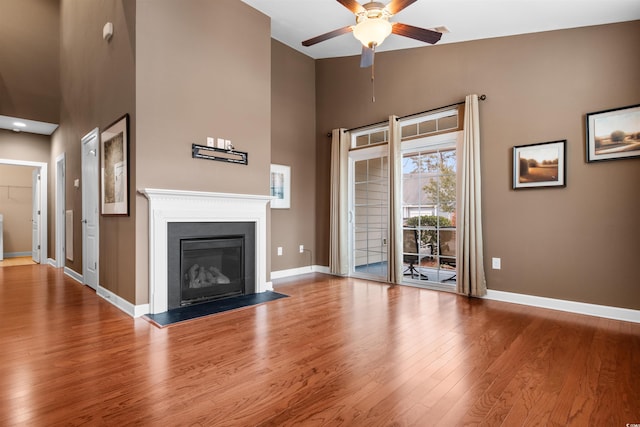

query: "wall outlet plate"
(492, 257), (501, 269)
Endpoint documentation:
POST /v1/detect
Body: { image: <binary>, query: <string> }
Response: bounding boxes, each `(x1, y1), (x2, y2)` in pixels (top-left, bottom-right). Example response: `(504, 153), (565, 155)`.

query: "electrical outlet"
(299, 245), (304, 253)
(492, 257), (501, 270)
(277, 247), (283, 256)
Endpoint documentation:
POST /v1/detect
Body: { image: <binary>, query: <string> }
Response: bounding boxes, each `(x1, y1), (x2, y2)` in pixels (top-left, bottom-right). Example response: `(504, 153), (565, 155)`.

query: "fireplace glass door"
(180, 237), (244, 306)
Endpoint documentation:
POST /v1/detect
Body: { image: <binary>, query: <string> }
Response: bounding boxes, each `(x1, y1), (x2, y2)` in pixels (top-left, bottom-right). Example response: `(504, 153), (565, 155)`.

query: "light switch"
(492, 257), (501, 270)
(277, 247), (283, 256)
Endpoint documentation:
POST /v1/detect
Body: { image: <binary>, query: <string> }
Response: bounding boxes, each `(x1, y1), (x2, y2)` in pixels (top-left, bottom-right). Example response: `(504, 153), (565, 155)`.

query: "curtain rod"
(398, 94), (487, 121)
(327, 94), (487, 137)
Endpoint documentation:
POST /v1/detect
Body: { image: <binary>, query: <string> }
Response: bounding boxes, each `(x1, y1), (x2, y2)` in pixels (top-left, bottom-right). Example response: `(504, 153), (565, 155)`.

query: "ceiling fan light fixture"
(353, 17), (392, 48)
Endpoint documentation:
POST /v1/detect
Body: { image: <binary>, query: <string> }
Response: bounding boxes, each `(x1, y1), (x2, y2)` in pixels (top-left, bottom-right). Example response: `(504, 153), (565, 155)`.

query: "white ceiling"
(241, 0), (640, 59)
(0, 115), (58, 136)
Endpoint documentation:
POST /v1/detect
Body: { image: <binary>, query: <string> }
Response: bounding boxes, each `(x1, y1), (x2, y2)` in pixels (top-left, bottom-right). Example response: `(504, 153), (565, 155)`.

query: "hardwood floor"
(0, 256), (36, 267)
(0, 265), (638, 426)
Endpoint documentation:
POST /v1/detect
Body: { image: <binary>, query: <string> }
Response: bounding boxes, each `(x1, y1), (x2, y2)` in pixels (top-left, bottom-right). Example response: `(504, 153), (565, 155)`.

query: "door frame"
(0, 158), (48, 263)
(81, 128), (99, 289)
(55, 153), (66, 268)
(348, 143), (389, 281)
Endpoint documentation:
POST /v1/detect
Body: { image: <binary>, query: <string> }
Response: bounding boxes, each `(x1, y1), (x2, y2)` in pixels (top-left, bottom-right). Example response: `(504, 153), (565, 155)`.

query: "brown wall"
(270, 40), (317, 271)
(0, 0), (60, 123)
(315, 21), (640, 310)
(0, 164), (35, 253)
(135, 0), (271, 304)
(0, 130), (53, 256)
(51, 0), (136, 300)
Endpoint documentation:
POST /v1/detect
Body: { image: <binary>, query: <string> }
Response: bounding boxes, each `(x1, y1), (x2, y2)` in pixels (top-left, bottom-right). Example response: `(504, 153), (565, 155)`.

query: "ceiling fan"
(302, 0), (443, 68)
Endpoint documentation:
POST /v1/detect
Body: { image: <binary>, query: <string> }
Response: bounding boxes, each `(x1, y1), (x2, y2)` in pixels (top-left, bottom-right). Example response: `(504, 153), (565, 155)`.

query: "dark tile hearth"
(145, 291), (288, 327)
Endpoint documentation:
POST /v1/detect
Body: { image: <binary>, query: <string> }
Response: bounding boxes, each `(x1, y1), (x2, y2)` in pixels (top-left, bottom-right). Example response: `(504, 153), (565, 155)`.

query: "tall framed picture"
(100, 114), (129, 215)
(270, 164), (290, 209)
(513, 140), (566, 189)
(586, 104), (640, 162)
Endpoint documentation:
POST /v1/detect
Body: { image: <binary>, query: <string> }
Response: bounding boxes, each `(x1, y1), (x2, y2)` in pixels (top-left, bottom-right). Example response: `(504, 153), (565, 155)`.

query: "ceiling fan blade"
(385, 0), (418, 15)
(302, 26), (354, 47)
(392, 23), (442, 44)
(360, 46), (375, 68)
(336, 0), (365, 14)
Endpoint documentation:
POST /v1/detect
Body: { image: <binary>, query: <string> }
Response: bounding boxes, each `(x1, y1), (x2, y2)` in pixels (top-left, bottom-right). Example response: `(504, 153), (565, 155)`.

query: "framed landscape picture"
(100, 114), (129, 215)
(270, 164), (290, 209)
(586, 104), (640, 162)
(513, 140), (566, 189)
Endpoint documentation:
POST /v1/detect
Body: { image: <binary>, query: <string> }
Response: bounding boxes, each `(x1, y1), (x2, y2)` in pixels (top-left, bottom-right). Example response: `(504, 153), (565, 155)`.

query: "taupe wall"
(0, 164), (35, 253)
(135, 0), (271, 304)
(270, 40), (317, 271)
(0, 0), (60, 123)
(315, 21), (640, 310)
(0, 130), (52, 256)
(52, 0), (136, 300)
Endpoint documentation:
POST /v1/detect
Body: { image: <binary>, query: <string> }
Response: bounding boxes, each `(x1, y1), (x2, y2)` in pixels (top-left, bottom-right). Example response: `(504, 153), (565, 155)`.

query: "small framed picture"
(270, 164), (290, 209)
(100, 114), (129, 215)
(586, 104), (640, 162)
(513, 140), (566, 189)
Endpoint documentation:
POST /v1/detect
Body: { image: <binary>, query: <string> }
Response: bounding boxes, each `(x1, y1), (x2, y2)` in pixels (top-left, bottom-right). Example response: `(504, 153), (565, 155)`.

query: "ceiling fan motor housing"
(356, 2), (391, 23)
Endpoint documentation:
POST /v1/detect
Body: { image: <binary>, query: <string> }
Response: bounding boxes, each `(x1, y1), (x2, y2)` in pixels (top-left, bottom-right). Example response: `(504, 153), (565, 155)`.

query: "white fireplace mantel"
(140, 188), (272, 314)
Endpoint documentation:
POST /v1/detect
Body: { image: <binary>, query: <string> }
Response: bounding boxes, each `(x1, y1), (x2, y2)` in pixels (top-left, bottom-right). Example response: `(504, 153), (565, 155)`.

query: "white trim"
(64, 267), (83, 283)
(139, 188), (272, 314)
(271, 265), (330, 279)
(47, 258), (57, 267)
(484, 290), (640, 324)
(97, 286), (149, 318)
(314, 265), (331, 274)
(271, 266), (313, 279)
(0, 158), (48, 264)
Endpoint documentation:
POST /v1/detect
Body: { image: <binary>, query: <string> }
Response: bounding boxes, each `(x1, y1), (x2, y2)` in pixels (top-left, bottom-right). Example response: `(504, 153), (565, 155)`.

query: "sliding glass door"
(401, 132), (460, 290)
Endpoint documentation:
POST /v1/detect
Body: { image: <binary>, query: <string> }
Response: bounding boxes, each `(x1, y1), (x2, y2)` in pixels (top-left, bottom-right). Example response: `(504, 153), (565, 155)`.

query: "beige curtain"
(457, 94), (487, 296)
(329, 129), (350, 275)
(388, 116), (403, 284)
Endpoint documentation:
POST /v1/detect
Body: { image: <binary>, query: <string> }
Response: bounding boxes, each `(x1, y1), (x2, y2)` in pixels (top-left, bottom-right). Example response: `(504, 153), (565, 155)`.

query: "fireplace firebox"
(167, 222), (255, 310)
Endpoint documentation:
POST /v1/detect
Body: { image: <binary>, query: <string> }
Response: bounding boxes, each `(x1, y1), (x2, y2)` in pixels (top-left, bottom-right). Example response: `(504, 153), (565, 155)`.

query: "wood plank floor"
(0, 256), (36, 267)
(0, 265), (638, 426)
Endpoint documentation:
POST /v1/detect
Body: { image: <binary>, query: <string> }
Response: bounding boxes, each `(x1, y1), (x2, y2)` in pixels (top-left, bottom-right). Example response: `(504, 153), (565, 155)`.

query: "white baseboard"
(271, 265), (330, 280)
(484, 290), (640, 324)
(264, 281), (274, 291)
(64, 267), (83, 283)
(314, 265), (331, 274)
(4, 251), (31, 258)
(47, 258), (57, 267)
(97, 286), (149, 318)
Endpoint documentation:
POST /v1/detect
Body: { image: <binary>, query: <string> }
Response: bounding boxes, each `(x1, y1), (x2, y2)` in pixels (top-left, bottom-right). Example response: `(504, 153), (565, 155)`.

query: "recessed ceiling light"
(13, 121), (27, 128)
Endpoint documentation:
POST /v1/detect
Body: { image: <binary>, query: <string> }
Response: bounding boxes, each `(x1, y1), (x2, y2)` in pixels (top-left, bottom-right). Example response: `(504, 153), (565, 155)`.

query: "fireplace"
(140, 188), (272, 315)
(167, 222), (255, 310)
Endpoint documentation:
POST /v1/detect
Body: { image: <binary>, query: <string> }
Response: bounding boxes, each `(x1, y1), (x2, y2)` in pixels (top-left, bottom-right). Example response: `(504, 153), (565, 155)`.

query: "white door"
(32, 168), (41, 263)
(81, 129), (99, 290)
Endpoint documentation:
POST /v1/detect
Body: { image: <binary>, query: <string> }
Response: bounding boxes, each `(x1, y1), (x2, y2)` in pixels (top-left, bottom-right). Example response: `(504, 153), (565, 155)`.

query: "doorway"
(81, 129), (99, 290)
(348, 139), (389, 281)
(0, 159), (48, 264)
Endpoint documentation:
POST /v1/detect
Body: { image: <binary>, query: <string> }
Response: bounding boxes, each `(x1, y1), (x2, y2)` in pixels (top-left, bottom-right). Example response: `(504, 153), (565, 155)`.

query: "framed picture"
(513, 140), (566, 189)
(586, 104), (640, 162)
(270, 164), (290, 209)
(100, 114), (129, 215)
